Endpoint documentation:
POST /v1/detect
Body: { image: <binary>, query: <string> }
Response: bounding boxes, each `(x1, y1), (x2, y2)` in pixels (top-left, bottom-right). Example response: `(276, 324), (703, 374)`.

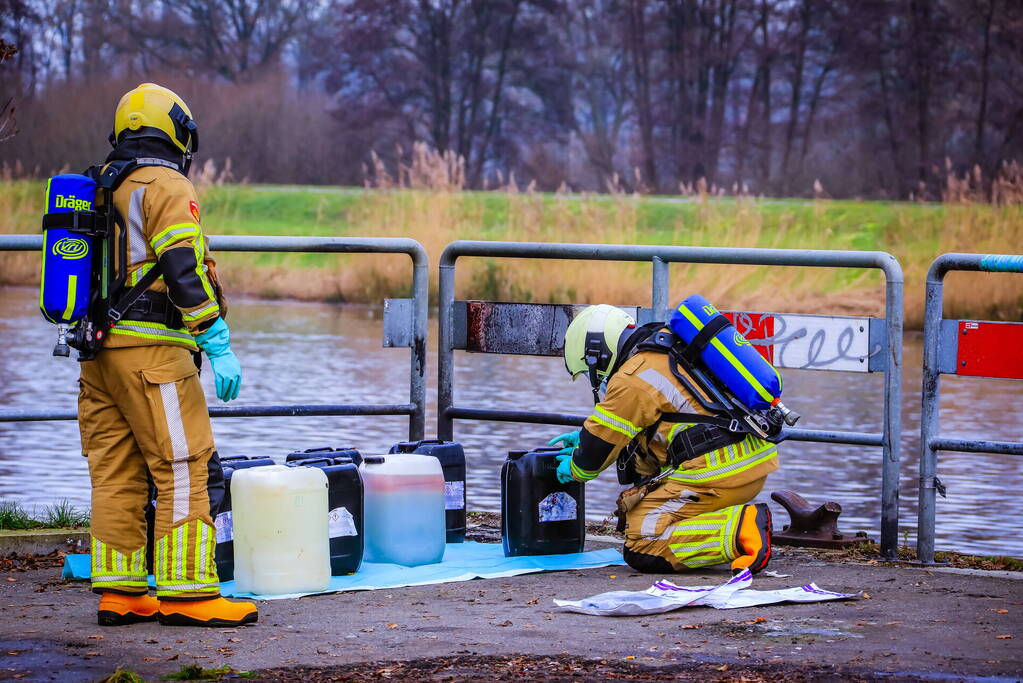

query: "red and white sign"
(956, 321), (1023, 380)
(725, 312), (872, 373)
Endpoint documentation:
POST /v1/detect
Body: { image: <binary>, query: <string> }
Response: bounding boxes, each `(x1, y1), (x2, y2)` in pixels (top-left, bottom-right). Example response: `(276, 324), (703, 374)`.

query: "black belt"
(118, 291), (183, 328)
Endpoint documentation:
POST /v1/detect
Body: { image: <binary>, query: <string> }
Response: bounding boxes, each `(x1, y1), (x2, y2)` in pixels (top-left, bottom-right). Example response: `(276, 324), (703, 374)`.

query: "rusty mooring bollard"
(770, 490), (870, 549)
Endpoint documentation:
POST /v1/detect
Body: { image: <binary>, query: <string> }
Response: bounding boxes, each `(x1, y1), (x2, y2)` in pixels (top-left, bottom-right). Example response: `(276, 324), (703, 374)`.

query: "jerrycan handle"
(287, 457), (335, 468)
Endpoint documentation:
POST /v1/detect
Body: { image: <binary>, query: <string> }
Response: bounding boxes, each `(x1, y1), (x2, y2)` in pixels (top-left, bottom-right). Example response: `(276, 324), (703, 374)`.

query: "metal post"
(880, 261), (905, 560)
(917, 268), (945, 564)
(409, 250), (429, 440)
(651, 256), (670, 321)
(438, 260), (456, 441)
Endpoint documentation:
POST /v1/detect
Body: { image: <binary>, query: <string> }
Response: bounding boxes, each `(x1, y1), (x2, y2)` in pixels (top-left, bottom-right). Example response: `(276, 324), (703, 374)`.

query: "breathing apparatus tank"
(669, 294), (799, 426)
(40, 174), (98, 357)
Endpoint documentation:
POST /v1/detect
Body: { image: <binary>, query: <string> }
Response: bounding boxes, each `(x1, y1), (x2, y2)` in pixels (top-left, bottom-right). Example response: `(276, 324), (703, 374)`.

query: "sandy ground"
(0, 541), (1020, 682)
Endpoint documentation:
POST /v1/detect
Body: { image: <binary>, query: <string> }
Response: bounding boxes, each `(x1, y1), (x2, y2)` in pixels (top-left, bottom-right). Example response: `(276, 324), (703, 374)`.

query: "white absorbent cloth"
(554, 568), (859, 616)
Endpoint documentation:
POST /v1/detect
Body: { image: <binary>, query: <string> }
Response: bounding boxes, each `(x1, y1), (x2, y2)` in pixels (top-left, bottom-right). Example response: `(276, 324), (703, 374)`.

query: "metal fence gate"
(438, 240), (905, 558)
(917, 252), (1023, 563)
(0, 234), (429, 439)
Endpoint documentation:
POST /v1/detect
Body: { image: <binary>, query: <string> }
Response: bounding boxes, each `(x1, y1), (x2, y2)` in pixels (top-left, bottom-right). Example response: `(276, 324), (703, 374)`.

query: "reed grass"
(2, 149), (1021, 329)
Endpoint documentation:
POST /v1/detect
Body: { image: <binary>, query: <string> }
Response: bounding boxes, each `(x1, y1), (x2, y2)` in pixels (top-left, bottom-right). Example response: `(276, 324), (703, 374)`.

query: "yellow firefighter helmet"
(111, 83), (198, 154)
(563, 305), (636, 386)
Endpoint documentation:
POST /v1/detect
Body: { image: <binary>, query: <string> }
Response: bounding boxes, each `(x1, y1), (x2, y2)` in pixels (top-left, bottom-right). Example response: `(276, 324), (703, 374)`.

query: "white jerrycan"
(360, 454), (445, 567)
(231, 465), (330, 594)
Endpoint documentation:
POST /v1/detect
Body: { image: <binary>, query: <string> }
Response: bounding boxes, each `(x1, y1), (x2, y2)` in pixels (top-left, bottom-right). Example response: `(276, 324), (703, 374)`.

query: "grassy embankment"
(0, 498), (89, 531)
(2, 179), (1021, 328)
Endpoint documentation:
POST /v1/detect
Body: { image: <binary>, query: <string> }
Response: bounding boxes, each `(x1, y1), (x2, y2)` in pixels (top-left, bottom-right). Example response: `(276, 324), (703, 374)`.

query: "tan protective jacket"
(105, 165), (222, 351)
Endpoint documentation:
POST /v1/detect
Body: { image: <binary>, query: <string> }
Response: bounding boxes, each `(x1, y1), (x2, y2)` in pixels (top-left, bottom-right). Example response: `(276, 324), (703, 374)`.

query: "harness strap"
(107, 266), (163, 324)
(679, 313), (731, 365)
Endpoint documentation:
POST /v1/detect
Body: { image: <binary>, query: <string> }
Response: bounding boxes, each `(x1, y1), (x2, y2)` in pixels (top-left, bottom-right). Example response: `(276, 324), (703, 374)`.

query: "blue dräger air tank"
(669, 294), (782, 412)
(40, 174), (96, 326)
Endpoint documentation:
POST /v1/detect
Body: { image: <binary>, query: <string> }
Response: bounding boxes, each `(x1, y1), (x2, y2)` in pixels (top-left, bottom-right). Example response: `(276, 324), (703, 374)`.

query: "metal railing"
(438, 241), (905, 558)
(917, 252), (1023, 563)
(0, 234), (429, 440)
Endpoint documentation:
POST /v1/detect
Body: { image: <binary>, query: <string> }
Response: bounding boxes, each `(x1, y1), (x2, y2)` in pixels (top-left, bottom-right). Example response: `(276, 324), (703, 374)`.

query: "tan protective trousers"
(79, 345), (221, 599)
(622, 477), (766, 573)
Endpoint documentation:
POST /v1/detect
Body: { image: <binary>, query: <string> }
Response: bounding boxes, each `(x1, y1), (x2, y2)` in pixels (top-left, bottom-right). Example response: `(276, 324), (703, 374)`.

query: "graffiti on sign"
(726, 312), (876, 373)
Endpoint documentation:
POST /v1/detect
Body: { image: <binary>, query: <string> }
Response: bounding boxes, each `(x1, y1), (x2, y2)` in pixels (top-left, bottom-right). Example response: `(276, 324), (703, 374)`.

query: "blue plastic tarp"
(61, 541), (626, 601)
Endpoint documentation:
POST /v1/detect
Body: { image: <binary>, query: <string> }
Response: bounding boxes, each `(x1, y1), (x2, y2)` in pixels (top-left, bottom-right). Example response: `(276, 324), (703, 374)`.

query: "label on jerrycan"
(328, 507), (358, 538)
(539, 491), (577, 522)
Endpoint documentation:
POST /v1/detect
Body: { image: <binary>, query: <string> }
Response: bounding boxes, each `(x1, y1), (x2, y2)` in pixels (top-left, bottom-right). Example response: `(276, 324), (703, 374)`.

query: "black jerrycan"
(286, 446), (363, 467)
(389, 439), (467, 543)
(501, 447), (585, 557)
(214, 457), (276, 581)
(286, 457), (364, 575)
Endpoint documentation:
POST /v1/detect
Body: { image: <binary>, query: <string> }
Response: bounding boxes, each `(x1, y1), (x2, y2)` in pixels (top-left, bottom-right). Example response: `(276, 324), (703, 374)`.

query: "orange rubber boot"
(158, 596), (258, 627)
(97, 593), (160, 626)
(730, 503), (772, 575)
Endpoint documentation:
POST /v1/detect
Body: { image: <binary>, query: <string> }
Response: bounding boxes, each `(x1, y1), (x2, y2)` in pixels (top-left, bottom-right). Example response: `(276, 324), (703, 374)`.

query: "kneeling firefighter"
(42, 84), (255, 626)
(550, 302), (797, 575)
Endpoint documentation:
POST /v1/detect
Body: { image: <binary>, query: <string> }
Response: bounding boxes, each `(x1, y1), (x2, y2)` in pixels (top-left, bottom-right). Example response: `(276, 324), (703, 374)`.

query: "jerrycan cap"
(363, 456), (386, 465)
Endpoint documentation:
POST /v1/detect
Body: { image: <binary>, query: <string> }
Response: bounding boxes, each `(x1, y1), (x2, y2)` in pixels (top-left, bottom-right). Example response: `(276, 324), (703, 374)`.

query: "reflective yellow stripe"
(151, 222), (200, 255)
(182, 301), (219, 322)
(591, 405), (641, 438)
(675, 304), (779, 405)
(110, 320), (198, 348)
(570, 459), (600, 481)
(668, 436), (777, 484)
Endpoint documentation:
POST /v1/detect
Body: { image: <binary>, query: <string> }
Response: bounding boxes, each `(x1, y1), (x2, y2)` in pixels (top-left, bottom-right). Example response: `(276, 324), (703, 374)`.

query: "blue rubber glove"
(555, 454), (576, 484)
(547, 430), (581, 457)
(195, 317), (242, 402)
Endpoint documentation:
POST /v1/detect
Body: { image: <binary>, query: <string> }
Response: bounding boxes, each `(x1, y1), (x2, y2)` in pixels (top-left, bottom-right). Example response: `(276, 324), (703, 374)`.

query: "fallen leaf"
(716, 664), (729, 672)
(862, 593), (872, 599)
(995, 635), (1013, 639)
(526, 598), (539, 605)
(85, 652), (101, 656)
(625, 656), (635, 660)
(682, 624), (701, 630)
(6, 577), (15, 582)
(228, 638), (241, 643)
(361, 627), (374, 633)
(387, 623), (398, 629)
(497, 620), (513, 627)
(993, 610), (1008, 614)
(87, 635), (104, 640)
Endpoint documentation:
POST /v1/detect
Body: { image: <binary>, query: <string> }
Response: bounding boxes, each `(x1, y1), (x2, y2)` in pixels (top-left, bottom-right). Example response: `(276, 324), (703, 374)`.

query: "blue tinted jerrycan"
(40, 174), (96, 348)
(389, 439), (466, 543)
(501, 447), (585, 557)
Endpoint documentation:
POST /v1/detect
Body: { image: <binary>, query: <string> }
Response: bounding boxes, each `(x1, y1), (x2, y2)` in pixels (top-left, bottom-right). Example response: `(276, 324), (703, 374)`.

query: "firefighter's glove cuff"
(555, 454), (576, 484)
(196, 318), (242, 402)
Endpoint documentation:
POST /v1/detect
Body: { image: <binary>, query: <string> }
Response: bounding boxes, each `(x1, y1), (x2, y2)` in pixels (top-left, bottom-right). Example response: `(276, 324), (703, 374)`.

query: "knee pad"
(623, 545), (676, 574)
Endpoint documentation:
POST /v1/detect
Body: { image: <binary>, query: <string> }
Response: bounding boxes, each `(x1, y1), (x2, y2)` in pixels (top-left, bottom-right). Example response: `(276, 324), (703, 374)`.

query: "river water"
(1, 286), (1021, 557)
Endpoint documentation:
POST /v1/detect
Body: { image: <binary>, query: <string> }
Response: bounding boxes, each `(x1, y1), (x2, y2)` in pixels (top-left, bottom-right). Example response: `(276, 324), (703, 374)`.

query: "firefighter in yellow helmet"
(80, 83), (256, 626)
(549, 305), (776, 574)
